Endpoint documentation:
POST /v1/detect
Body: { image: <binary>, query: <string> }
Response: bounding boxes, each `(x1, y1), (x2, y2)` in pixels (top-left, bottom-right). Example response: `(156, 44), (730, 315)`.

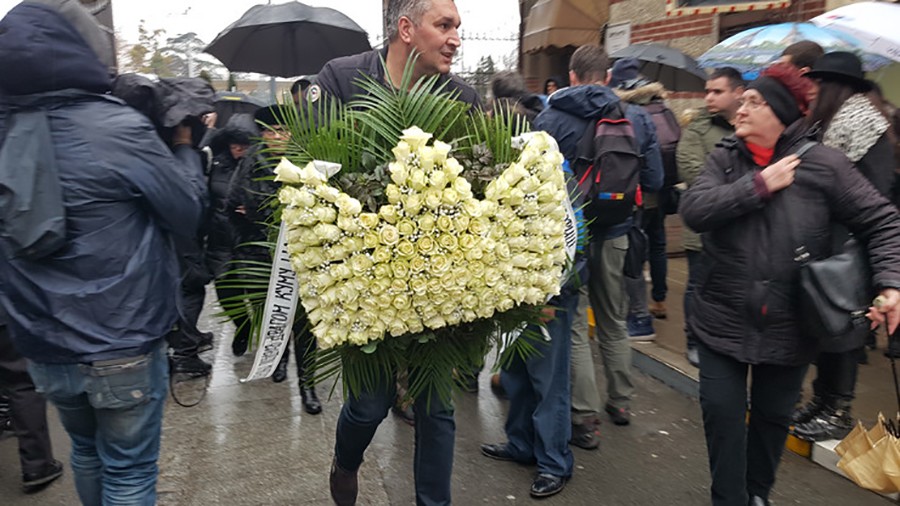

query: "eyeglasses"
(737, 98), (768, 110)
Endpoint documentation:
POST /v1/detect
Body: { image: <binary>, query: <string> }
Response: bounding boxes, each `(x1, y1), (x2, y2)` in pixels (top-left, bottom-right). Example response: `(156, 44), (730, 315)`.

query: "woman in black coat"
(680, 62), (900, 506)
(790, 52), (897, 442)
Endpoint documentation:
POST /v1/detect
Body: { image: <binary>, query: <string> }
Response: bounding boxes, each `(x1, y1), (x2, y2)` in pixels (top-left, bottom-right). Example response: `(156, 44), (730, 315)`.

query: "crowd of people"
(2, 0), (900, 505)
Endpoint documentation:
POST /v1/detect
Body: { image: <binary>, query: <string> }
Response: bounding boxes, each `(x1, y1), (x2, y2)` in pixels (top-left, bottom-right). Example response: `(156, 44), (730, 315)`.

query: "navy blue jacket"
(0, 3), (206, 363)
(534, 85), (664, 239)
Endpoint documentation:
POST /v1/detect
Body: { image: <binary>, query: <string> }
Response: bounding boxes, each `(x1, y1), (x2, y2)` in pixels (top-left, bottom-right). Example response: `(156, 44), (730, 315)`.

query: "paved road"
(0, 296), (893, 505)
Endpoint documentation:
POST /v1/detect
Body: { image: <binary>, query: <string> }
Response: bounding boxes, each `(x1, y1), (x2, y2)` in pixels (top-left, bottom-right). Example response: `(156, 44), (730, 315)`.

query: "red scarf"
(746, 142), (774, 167)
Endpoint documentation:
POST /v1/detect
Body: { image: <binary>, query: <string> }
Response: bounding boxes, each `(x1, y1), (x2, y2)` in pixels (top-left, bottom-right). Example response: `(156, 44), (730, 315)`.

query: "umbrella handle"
(891, 330), (900, 417)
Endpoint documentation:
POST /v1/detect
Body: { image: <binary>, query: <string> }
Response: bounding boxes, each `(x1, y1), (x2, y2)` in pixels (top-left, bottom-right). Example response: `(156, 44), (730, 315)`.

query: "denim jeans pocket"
(87, 357), (153, 410)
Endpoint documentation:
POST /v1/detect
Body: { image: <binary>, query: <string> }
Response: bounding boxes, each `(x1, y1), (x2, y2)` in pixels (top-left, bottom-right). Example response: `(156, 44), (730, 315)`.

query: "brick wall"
(631, 14), (716, 44)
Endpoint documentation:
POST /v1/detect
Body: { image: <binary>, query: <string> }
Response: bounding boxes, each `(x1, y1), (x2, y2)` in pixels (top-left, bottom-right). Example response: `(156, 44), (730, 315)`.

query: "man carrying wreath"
(312, 1), (480, 505)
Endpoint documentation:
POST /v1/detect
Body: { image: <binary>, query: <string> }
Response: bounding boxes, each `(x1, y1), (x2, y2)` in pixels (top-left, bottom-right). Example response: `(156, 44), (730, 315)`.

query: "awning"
(665, 0), (791, 17)
(522, 0), (607, 54)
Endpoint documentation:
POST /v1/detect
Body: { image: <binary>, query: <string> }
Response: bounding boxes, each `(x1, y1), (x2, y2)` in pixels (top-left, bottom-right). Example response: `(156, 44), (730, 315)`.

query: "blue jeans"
(29, 341), (168, 506)
(335, 372), (455, 506)
(501, 291), (577, 478)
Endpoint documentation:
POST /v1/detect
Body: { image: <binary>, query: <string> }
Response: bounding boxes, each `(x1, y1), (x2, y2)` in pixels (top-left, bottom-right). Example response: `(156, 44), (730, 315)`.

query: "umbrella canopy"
(214, 91), (263, 128)
(698, 22), (891, 78)
(204, 1), (371, 77)
(609, 43), (707, 92)
(812, 1), (900, 64)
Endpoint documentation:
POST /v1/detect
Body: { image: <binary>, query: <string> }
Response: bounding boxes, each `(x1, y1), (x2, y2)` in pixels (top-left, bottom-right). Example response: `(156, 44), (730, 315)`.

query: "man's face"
(734, 89), (784, 145)
(261, 127), (291, 155)
(705, 77), (743, 117)
(229, 143), (249, 160)
(407, 0), (461, 76)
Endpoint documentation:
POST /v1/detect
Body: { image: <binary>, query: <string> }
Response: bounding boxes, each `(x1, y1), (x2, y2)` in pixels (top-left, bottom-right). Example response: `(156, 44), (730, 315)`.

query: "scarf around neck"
(823, 94), (889, 163)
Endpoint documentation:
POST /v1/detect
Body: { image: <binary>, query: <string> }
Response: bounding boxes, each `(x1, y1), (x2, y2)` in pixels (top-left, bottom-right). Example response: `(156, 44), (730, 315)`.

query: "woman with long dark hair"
(791, 52), (897, 442)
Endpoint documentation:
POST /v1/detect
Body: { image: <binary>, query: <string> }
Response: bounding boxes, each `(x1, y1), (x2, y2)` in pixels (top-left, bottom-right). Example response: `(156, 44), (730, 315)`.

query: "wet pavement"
(0, 290), (894, 505)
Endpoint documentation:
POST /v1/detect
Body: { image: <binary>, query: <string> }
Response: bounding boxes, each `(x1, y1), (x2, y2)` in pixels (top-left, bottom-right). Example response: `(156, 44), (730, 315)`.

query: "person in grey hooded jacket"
(0, 1), (206, 503)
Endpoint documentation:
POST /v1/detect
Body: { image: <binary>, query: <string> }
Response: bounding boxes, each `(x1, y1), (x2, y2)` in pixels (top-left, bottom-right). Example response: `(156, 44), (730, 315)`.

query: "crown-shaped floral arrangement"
(275, 126), (569, 350)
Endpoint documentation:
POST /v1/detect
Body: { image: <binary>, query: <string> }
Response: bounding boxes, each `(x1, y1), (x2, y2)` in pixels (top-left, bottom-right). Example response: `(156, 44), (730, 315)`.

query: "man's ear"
(604, 70), (611, 86)
(398, 16), (415, 44)
(568, 70), (578, 86)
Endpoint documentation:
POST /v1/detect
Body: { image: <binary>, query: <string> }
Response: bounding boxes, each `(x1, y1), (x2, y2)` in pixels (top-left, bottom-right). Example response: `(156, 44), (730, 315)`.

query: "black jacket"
(680, 120), (900, 366)
(315, 47), (481, 108)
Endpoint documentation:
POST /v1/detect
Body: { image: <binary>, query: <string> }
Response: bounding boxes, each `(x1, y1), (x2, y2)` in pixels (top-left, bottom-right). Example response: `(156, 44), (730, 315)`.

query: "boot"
(272, 348), (289, 383)
(299, 374), (322, 414)
(792, 400), (854, 442)
(791, 395), (827, 425)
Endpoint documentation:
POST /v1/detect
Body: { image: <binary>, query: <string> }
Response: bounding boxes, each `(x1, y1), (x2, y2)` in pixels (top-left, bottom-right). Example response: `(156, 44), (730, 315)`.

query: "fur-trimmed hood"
(614, 81), (667, 106)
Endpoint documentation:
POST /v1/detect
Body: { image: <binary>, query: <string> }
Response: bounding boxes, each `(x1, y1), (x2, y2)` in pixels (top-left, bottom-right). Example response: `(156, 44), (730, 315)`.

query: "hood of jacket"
(0, 1), (111, 95)
(614, 80), (666, 106)
(546, 84), (622, 120)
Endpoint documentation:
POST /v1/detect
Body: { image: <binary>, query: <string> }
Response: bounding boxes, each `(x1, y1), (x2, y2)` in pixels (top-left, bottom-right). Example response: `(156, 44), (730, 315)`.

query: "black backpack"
(574, 103), (643, 229)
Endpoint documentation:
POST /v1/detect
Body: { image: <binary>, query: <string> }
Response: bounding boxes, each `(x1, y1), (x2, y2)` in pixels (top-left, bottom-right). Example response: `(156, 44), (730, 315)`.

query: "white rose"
(273, 158), (304, 183)
(400, 126), (432, 150)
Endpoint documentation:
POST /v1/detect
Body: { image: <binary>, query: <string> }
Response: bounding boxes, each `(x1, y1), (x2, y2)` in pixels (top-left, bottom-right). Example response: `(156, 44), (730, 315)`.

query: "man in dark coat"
(0, 1), (206, 503)
(316, 2), (480, 505)
(680, 62), (900, 506)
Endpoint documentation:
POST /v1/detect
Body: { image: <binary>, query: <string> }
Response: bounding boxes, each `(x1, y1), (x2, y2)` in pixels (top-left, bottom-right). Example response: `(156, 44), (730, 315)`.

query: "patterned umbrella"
(698, 22), (890, 78)
(812, 1), (900, 63)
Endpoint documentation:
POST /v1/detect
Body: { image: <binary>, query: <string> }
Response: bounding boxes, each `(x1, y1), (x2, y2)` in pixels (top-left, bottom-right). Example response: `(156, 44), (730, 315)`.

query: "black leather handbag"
(795, 238), (873, 348)
(789, 142), (874, 348)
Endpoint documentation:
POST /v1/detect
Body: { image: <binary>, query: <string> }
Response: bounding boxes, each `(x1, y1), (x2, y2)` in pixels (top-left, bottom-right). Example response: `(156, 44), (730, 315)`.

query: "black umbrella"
(214, 91), (263, 127)
(204, 1), (371, 78)
(610, 43), (708, 92)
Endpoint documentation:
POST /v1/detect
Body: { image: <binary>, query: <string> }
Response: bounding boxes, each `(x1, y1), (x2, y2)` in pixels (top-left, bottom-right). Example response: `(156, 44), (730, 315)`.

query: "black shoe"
(792, 396), (827, 425)
(748, 495), (770, 506)
(480, 443), (535, 464)
(272, 353), (289, 383)
(197, 332), (214, 353)
(792, 404), (853, 442)
(886, 343), (900, 359)
(300, 386), (322, 414)
(231, 335), (248, 357)
(23, 460), (63, 494)
(604, 404), (630, 426)
(857, 347), (869, 365)
(530, 473), (566, 498)
(391, 402), (415, 426)
(329, 458), (358, 506)
(570, 422), (600, 450)
(170, 355), (212, 377)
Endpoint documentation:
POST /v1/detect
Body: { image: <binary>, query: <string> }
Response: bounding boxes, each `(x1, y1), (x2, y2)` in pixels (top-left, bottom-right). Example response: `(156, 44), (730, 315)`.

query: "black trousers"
(697, 341), (807, 506)
(278, 317), (316, 380)
(0, 325), (55, 476)
(165, 281), (208, 356)
(812, 349), (861, 403)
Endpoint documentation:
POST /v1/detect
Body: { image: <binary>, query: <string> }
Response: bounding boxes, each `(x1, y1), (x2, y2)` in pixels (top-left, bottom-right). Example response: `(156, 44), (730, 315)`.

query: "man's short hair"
(491, 70), (527, 100)
(385, 0), (435, 43)
(569, 45), (609, 84)
(781, 41), (825, 70)
(708, 67), (746, 90)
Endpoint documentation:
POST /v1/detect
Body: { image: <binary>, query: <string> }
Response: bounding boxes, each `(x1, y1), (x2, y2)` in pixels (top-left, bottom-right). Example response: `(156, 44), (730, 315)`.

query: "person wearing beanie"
(680, 62), (900, 506)
(791, 51), (897, 442)
(610, 57), (683, 339)
(222, 104), (323, 415)
(608, 57), (642, 88)
(0, 0), (206, 503)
